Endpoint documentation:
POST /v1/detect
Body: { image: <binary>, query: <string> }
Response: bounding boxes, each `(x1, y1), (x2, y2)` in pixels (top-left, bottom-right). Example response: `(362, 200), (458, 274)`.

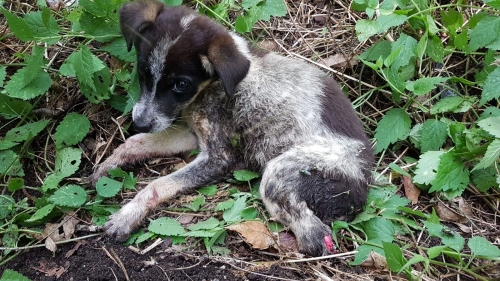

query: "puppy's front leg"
(104, 152), (232, 241)
(92, 125), (198, 184)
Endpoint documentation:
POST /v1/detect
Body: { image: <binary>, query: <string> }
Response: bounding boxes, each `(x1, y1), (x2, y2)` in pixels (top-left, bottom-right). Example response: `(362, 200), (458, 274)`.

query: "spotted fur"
(93, 0), (373, 256)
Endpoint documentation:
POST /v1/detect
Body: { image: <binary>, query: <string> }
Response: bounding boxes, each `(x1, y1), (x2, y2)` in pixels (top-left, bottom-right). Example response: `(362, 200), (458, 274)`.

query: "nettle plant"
(348, 0), (500, 278)
(0, 0), (285, 264)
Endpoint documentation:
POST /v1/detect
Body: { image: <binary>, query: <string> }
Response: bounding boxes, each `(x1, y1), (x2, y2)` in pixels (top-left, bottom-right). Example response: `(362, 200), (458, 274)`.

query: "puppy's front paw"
(104, 202), (145, 242)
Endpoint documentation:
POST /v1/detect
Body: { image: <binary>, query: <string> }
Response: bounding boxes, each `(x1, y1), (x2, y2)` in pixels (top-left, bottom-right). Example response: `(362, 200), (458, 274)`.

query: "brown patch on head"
(119, 0), (164, 51)
(207, 34), (250, 96)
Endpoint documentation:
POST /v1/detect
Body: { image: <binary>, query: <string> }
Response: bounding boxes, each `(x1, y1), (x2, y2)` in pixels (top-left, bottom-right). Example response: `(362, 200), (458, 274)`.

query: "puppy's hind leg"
(260, 143), (370, 256)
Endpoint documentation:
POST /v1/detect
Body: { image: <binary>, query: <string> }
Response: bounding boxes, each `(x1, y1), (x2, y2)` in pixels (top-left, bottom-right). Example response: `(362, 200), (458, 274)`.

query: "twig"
(110, 248), (131, 281)
(0, 233), (102, 251)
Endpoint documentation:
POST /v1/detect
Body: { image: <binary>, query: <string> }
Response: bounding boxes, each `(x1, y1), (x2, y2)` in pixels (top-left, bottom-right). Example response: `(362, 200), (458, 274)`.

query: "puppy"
(93, 0), (373, 256)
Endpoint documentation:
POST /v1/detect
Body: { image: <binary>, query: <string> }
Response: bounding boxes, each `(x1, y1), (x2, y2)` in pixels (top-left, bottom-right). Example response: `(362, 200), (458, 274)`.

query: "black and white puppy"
(93, 0), (373, 256)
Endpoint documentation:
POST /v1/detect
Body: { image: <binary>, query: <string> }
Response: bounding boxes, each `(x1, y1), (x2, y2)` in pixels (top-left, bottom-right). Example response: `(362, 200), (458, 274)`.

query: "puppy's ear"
(207, 35), (250, 96)
(120, 0), (164, 51)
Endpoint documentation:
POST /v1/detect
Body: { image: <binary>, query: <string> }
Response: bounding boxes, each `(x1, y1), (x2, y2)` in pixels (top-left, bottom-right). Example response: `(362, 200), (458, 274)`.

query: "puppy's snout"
(133, 118), (153, 133)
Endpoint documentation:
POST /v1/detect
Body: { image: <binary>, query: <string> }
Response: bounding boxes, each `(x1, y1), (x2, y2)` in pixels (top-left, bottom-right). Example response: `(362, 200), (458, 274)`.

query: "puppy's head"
(120, 1), (250, 133)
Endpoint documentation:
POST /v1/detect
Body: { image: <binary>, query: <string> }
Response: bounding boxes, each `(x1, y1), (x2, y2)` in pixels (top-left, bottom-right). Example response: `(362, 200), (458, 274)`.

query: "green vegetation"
(0, 0), (499, 279)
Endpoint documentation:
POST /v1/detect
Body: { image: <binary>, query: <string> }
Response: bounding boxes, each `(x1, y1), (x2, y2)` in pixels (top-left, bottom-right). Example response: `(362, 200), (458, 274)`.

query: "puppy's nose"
(133, 120), (152, 133)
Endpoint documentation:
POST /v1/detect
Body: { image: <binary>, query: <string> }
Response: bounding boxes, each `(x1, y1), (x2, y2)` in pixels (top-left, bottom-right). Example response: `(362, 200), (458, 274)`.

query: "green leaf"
(359, 40), (392, 61)
(187, 217), (220, 231)
(233, 170), (260, 182)
(0, 195), (15, 219)
(0, 65), (6, 87)
(80, 66), (112, 103)
(469, 236), (500, 258)
(0, 95), (32, 119)
(374, 108), (411, 153)
(4, 70), (52, 100)
(471, 166), (499, 192)
(24, 9), (61, 44)
(376, 14), (407, 33)
(26, 203), (55, 222)
(362, 217), (396, 243)
(22, 45), (45, 88)
(389, 163), (411, 177)
(430, 152), (469, 193)
(223, 195), (249, 223)
(351, 244), (385, 265)
(235, 15), (249, 33)
(55, 147), (82, 176)
(54, 112), (91, 148)
(49, 185), (87, 207)
(96, 177), (123, 198)
(469, 16), (500, 51)
(399, 254), (427, 274)
(355, 19), (382, 42)
(190, 196), (205, 211)
(427, 245), (448, 259)
(148, 217), (186, 236)
(161, 0), (183, 6)
(406, 77), (448, 96)
(473, 139), (500, 171)
(255, 0), (287, 21)
(0, 150), (24, 176)
(0, 269), (31, 281)
(383, 241), (406, 272)
(424, 221), (465, 252)
(391, 34), (417, 70)
(241, 207), (258, 219)
(420, 119), (448, 152)
(73, 45), (97, 91)
(4, 120), (49, 143)
(8, 178), (24, 192)
(198, 185), (218, 196)
(480, 67), (500, 105)
(478, 116), (500, 138)
(101, 38), (136, 62)
(79, 11), (120, 42)
(430, 96), (464, 114)
(1, 8), (35, 41)
(413, 150), (445, 185)
(215, 199), (234, 211)
(426, 15), (439, 34)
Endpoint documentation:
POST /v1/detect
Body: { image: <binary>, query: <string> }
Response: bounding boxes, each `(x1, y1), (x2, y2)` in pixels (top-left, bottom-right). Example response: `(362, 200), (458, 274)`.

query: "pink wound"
(324, 235), (336, 253)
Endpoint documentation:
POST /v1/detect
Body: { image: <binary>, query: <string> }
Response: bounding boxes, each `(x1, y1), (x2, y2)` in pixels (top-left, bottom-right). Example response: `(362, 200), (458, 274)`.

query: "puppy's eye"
(173, 80), (188, 92)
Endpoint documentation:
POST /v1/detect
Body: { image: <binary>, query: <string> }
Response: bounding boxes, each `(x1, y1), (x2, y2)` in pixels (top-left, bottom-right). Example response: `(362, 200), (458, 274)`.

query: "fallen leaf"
(360, 251), (389, 271)
(435, 200), (468, 223)
(173, 162), (186, 171)
(227, 221), (275, 250)
(319, 54), (357, 68)
(257, 40), (278, 52)
(403, 176), (420, 204)
(455, 197), (473, 218)
(65, 240), (85, 258)
(177, 214), (194, 224)
(32, 261), (67, 278)
(45, 236), (57, 254)
(62, 213), (79, 240)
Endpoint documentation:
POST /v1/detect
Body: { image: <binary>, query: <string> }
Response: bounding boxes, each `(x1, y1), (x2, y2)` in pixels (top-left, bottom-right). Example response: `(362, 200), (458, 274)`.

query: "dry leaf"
(435, 198), (472, 223)
(177, 214), (194, 224)
(319, 54), (357, 68)
(173, 162), (186, 171)
(455, 197), (473, 218)
(62, 214), (79, 240)
(257, 40), (278, 52)
(45, 236), (57, 254)
(360, 251), (389, 271)
(65, 240), (85, 258)
(227, 221), (275, 250)
(32, 262), (67, 278)
(403, 176), (420, 204)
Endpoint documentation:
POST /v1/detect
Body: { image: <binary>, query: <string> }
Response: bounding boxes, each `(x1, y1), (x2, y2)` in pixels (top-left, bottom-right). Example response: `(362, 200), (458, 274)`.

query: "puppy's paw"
(104, 202), (145, 242)
(297, 224), (336, 256)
